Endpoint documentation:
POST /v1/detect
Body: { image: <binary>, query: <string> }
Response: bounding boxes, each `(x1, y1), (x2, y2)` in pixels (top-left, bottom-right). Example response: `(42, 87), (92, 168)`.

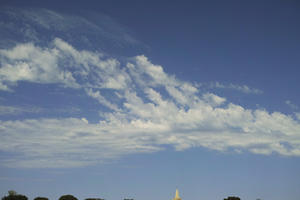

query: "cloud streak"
(0, 39), (300, 168)
(0, 105), (41, 115)
(0, 7), (143, 52)
(286, 100), (299, 110)
(211, 82), (263, 94)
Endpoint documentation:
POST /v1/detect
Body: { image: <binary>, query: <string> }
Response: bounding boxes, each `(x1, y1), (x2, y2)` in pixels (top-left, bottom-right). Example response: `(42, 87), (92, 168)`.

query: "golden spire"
(173, 189), (181, 200)
(175, 189), (180, 198)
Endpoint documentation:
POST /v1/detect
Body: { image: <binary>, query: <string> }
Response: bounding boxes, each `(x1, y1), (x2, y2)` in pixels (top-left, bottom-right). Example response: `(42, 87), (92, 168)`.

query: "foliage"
(224, 197), (241, 200)
(2, 191), (28, 200)
(34, 197), (49, 200)
(85, 198), (105, 200)
(7, 192), (17, 197)
(59, 195), (78, 200)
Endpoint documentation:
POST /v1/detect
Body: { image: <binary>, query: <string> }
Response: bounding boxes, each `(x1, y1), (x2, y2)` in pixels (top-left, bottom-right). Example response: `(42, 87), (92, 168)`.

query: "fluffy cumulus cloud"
(1, 39), (300, 168)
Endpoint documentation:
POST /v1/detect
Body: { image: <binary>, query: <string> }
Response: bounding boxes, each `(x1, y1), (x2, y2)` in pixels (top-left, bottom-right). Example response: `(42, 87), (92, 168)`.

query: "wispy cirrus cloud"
(0, 39), (300, 168)
(296, 113), (300, 121)
(0, 7), (144, 52)
(0, 105), (42, 115)
(210, 82), (263, 94)
(286, 100), (298, 110)
(0, 105), (80, 116)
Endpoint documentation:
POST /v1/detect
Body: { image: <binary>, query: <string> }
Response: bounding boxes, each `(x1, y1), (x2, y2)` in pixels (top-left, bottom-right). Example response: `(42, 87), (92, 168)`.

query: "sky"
(0, 1), (300, 200)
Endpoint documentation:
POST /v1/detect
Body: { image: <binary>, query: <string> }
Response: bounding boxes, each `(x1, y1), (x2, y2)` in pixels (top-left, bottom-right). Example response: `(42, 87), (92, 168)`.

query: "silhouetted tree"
(2, 191), (28, 200)
(224, 196), (240, 200)
(85, 198), (104, 200)
(34, 197), (48, 200)
(85, 198), (105, 200)
(7, 191), (17, 196)
(59, 195), (78, 200)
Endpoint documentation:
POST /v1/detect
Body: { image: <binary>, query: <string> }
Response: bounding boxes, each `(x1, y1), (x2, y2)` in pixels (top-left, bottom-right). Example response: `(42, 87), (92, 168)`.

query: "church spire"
(175, 189), (180, 198)
(173, 189), (181, 200)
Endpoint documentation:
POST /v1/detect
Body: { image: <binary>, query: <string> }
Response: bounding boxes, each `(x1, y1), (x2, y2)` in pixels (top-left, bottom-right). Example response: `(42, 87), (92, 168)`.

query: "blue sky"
(0, 1), (300, 200)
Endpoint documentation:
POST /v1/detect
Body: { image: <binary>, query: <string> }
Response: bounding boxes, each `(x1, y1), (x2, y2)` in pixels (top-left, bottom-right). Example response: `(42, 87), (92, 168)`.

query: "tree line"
(2, 190), (244, 200)
(2, 191), (104, 200)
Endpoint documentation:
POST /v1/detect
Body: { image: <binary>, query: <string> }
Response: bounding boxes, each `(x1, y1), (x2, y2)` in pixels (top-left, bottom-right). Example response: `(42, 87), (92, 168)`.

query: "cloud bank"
(1, 39), (300, 168)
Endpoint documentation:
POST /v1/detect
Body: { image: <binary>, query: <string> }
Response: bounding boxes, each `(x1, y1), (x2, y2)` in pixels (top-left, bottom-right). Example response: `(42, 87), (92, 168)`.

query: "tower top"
(175, 189), (180, 198)
(173, 189), (181, 200)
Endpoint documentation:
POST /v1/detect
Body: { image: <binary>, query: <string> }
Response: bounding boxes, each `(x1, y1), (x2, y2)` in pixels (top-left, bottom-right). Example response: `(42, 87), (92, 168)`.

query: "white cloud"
(81, 118), (89, 124)
(285, 100), (298, 110)
(0, 38), (130, 91)
(0, 105), (41, 115)
(0, 42), (79, 89)
(85, 88), (120, 111)
(0, 118), (162, 168)
(0, 82), (11, 91)
(212, 82), (263, 94)
(202, 93), (226, 107)
(0, 7), (143, 49)
(296, 113), (300, 121)
(0, 39), (300, 168)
